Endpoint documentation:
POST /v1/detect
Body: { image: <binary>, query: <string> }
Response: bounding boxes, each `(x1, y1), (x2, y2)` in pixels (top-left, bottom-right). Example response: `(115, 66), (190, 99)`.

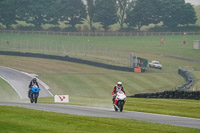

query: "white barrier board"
(54, 95), (69, 103)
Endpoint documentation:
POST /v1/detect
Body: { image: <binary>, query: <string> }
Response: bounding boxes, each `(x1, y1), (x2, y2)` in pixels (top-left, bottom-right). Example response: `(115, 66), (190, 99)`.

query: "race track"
(0, 66), (200, 129)
(0, 102), (200, 129)
(0, 66), (53, 99)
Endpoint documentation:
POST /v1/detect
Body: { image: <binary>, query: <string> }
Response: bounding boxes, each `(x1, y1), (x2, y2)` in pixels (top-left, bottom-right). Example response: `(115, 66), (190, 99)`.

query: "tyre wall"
(129, 69), (200, 100)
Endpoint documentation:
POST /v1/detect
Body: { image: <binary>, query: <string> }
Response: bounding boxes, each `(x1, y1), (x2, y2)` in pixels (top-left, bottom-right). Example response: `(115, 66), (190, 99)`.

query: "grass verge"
(125, 98), (200, 119)
(38, 97), (200, 119)
(0, 55), (186, 104)
(0, 77), (21, 102)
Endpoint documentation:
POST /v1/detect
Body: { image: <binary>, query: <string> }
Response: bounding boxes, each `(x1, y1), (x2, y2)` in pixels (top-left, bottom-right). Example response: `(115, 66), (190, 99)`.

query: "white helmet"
(117, 81), (122, 87)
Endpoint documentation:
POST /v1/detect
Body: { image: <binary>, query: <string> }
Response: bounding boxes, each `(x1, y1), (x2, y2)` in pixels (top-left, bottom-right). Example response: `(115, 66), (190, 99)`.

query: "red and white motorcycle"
(113, 91), (126, 112)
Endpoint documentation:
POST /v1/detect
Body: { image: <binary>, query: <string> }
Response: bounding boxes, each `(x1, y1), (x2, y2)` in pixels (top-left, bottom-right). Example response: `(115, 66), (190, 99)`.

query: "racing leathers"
(28, 79), (39, 98)
(112, 85), (126, 105)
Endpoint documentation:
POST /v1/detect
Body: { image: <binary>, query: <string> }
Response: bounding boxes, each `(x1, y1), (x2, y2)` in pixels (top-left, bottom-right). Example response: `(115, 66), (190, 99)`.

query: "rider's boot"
(114, 100), (119, 110)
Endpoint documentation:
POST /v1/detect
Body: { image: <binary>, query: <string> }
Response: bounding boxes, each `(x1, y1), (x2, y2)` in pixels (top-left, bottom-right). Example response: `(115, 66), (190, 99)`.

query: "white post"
(130, 53), (134, 68)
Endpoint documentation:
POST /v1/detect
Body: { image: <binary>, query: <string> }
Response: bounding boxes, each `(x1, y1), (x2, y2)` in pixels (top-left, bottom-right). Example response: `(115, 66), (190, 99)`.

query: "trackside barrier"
(54, 95), (69, 103)
(177, 69), (195, 91)
(129, 69), (199, 100)
(0, 51), (133, 72)
(1, 30), (200, 36)
(129, 91), (200, 100)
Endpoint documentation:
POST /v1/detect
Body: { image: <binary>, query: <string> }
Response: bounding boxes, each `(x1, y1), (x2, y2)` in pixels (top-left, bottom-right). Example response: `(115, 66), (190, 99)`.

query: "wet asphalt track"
(0, 66), (200, 129)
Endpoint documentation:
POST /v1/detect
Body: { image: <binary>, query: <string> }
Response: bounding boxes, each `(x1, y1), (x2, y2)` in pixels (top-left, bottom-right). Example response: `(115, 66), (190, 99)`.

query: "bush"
(16, 25), (34, 30)
(64, 26), (77, 32)
(82, 25), (90, 31)
(46, 26), (61, 31)
(149, 25), (200, 32)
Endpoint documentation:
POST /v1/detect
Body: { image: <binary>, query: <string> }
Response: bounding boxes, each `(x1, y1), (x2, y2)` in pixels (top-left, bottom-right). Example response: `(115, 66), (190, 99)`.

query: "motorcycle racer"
(112, 81), (126, 106)
(28, 78), (39, 98)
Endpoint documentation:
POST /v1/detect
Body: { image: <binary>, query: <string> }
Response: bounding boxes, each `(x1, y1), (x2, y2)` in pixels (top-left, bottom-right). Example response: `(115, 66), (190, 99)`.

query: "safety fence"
(0, 30), (132, 67)
(1, 30), (200, 36)
(1, 30), (199, 68)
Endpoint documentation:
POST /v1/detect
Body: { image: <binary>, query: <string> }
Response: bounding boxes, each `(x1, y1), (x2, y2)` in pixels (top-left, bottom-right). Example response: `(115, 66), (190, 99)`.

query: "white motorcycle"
(113, 91), (126, 112)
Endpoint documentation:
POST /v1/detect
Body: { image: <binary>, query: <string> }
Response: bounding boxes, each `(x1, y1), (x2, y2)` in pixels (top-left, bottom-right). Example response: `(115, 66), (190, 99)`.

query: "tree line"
(0, 0), (197, 31)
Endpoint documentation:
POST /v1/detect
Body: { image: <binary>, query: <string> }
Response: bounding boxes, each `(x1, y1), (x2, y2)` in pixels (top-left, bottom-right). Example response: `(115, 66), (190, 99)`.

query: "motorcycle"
(113, 91), (126, 112)
(29, 85), (40, 103)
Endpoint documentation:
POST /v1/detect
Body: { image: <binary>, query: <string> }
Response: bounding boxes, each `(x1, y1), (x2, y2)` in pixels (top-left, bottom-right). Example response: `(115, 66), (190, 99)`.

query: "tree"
(116, 0), (130, 31)
(59, 0), (87, 30)
(86, 0), (95, 31)
(181, 3), (197, 25)
(0, 0), (17, 29)
(160, 0), (197, 29)
(94, 0), (118, 31)
(16, 0), (59, 30)
(126, 0), (162, 31)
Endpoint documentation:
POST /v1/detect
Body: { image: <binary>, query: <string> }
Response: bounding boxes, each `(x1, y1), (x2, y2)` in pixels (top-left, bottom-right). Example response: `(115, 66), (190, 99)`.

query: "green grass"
(0, 10), (200, 133)
(38, 96), (200, 119)
(0, 55), (186, 107)
(0, 106), (199, 133)
(38, 97), (200, 119)
(0, 77), (21, 102)
(1, 33), (200, 67)
(0, 34), (200, 117)
(125, 98), (200, 119)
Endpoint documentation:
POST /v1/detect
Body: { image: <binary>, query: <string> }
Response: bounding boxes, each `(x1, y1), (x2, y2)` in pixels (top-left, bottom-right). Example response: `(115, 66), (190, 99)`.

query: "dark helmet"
(32, 78), (37, 83)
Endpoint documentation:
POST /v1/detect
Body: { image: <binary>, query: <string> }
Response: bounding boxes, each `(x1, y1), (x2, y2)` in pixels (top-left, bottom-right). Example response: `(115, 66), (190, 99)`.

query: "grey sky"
(185, 0), (200, 5)
(83, 0), (200, 5)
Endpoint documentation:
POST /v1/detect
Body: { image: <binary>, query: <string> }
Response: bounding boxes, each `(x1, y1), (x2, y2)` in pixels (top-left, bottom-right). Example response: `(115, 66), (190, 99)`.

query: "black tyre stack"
(129, 69), (200, 100)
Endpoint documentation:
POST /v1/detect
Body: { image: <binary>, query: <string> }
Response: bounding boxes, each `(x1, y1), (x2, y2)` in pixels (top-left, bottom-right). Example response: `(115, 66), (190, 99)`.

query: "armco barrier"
(130, 91), (200, 100)
(0, 51), (132, 72)
(177, 69), (195, 91)
(129, 69), (199, 100)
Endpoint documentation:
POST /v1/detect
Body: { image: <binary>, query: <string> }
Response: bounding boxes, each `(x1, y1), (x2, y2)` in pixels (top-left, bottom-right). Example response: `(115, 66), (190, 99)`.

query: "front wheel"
(35, 94), (38, 103)
(118, 101), (124, 112)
